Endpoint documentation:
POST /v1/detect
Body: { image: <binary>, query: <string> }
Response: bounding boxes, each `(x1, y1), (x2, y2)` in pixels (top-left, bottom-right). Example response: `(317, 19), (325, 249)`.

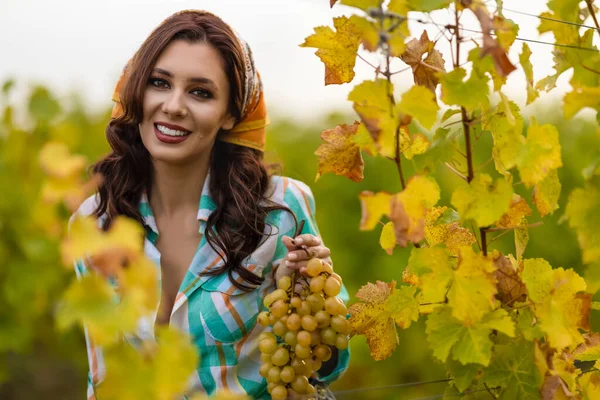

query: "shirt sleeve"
(70, 205), (105, 400)
(271, 178), (351, 385)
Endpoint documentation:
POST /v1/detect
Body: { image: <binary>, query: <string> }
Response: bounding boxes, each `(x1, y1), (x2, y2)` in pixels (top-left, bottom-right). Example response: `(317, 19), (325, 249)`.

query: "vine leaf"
(447, 247), (498, 325)
(565, 181), (600, 264)
(314, 121), (365, 183)
(495, 194), (532, 228)
(404, 246), (453, 306)
(451, 173), (513, 227)
(300, 16), (362, 85)
(403, 133), (430, 160)
(358, 191), (393, 230)
(519, 43), (540, 105)
(348, 280), (419, 360)
(379, 221), (396, 255)
(390, 175), (440, 247)
(399, 30), (446, 94)
(352, 121), (378, 156)
(492, 250), (527, 306)
(39, 141), (86, 179)
(424, 206), (476, 256)
(482, 339), (543, 400)
(397, 85), (440, 130)
(533, 169), (561, 217)
(522, 258), (591, 350)
(426, 307), (514, 366)
(440, 68), (490, 113)
(517, 117), (562, 188)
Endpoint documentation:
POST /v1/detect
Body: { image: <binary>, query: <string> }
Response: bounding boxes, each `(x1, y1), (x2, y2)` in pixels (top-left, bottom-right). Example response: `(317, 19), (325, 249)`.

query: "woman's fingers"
(286, 245), (330, 261)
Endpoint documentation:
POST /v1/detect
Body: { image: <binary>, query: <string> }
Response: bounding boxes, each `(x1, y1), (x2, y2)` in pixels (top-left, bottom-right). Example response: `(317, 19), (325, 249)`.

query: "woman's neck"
(149, 156), (209, 219)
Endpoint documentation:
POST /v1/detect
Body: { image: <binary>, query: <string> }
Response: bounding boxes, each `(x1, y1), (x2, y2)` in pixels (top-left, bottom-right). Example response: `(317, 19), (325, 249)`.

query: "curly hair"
(91, 10), (294, 291)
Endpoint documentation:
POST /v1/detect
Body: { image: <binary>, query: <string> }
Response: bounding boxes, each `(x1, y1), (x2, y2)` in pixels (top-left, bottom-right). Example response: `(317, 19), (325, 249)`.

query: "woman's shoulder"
(68, 193), (102, 228)
(268, 175), (317, 211)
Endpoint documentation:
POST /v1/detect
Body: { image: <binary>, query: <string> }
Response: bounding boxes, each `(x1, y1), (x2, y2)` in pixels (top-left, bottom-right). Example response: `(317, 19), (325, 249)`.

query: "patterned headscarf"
(110, 10), (268, 152)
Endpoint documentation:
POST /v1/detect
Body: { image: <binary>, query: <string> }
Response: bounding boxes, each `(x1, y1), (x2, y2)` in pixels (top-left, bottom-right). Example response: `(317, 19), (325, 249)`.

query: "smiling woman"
(70, 9), (349, 400)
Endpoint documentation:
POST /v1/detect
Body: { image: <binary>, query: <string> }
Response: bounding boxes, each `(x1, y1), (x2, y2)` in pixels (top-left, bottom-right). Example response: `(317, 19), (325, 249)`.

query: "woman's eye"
(192, 89), (213, 99)
(149, 78), (168, 88)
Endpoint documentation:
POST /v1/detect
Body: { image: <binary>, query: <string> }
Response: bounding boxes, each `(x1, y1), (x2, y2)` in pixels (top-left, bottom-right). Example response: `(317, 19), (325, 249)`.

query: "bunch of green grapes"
(257, 258), (349, 399)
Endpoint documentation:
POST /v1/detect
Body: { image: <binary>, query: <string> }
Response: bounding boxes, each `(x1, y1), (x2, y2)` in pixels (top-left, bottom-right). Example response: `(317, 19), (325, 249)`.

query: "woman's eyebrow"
(153, 68), (218, 88)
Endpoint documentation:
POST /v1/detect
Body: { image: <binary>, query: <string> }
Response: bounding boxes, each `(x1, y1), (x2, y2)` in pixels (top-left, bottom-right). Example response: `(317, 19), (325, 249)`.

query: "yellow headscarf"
(110, 10), (269, 152)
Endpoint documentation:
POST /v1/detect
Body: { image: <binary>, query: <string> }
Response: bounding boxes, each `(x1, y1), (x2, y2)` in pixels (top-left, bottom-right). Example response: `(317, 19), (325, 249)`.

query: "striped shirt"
(72, 174), (350, 399)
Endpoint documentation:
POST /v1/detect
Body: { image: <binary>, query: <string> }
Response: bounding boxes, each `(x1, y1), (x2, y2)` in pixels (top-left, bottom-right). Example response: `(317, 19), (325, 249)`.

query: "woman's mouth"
(154, 123), (191, 144)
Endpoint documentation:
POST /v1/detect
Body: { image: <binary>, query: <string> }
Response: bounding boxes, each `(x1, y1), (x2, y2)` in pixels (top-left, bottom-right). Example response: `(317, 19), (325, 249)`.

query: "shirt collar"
(138, 171), (216, 238)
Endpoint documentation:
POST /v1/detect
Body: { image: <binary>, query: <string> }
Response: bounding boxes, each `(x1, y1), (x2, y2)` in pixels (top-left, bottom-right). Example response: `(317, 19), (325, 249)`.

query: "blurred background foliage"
(0, 81), (599, 399)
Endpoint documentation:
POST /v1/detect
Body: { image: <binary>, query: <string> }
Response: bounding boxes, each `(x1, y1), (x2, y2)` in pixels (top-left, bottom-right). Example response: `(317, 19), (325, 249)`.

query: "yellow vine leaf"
(389, 0), (452, 13)
(451, 174), (513, 227)
(314, 121), (365, 183)
(61, 216), (145, 276)
(390, 175), (440, 247)
(469, 47), (507, 92)
(440, 67), (490, 113)
(396, 85), (440, 130)
(492, 16), (519, 52)
(563, 85), (600, 120)
(348, 281), (419, 360)
(339, 0), (382, 10)
(496, 194), (532, 228)
(39, 141), (86, 179)
(379, 221), (396, 255)
(351, 121), (378, 156)
(358, 191), (393, 231)
(97, 327), (199, 400)
(402, 133), (430, 160)
(348, 14), (409, 56)
(426, 307), (514, 366)
(424, 206), (476, 256)
(481, 98), (525, 176)
(519, 43), (540, 105)
(522, 258), (591, 350)
(515, 217), (529, 263)
(533, 169), (561, 217)
(565, 182), (600, 264)
(579, 371), (600, 400)
(404, 246), (453, 306)
(447, 247), (498, 325)
(300, 16), (362, 85)
(348, 79), (408, 158)
(399, 30), (446, 94)
(517, 117), (562, 188)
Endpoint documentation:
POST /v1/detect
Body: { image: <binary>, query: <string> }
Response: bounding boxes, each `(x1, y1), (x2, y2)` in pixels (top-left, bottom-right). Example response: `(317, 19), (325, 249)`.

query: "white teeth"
(156, 124), (189, 136)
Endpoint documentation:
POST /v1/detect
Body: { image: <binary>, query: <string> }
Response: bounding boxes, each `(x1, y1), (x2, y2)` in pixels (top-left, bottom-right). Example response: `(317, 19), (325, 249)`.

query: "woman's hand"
(274, 234), (332, 284)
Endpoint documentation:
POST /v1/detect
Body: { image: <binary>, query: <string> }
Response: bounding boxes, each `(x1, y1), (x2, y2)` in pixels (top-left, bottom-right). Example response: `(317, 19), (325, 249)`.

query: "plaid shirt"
(73, 174), (350, 399)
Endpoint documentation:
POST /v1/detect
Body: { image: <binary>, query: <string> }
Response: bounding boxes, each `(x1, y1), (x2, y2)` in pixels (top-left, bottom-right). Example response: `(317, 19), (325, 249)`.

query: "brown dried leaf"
(493, 251), (527, 305)
(315, 121), (364, 182)
(400, 31), (446, 93)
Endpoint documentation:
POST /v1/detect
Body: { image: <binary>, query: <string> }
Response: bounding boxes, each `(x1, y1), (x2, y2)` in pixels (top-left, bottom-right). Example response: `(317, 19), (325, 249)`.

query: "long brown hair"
(92, 10), (295, 291)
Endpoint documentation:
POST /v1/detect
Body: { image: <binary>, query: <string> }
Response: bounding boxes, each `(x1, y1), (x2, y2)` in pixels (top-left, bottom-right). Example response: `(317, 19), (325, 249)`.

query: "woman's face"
(138, 40), (236, 165)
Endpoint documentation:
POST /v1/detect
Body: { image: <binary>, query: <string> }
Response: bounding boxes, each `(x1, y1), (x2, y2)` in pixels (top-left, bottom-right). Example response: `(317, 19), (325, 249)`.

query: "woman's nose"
(162, 90), (188, 118)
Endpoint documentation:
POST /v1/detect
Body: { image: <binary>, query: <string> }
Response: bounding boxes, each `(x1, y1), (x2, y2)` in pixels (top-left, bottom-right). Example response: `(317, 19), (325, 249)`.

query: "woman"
(72, 9), (350, 399)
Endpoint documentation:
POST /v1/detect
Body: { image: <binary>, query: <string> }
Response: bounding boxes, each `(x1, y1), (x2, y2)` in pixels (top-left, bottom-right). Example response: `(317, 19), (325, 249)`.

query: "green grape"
(271, 385), (288, 400)
(324, 276), (342, 297)
(263, 293), (274, 308)
(271, 288), (289, 302)
(272, 320), (287, 337)
(313, 344), (332, 362)
(325, 296), (346, 316)
(272, 347), (291, 366)
(284, 330), (298, 347)
(286, 313), (301, 331)
(280, 365), (295, 383)
(267, 382), (277, 393)
(294, 343), (312, 359)
(306, 293), (325, 313)
(331, 315), (349, 334)
(290, 296), (302, 309)
(311, 358), (322, 372)
(259, 332), (276, 342)
(259, 361), (273, 378)
(291, 357), (306, 374)
(268, 313), (278, 325)
(297, 300), (312, 317)
(257, 311), (271, 327)
(260, 353), (272, 363)
(270, 299), (289, 318)
(336, 333), (349, 350)
(315, 310), (331, 328)
(321, 262), (333, 275)
(267, 365), (282, 384)
(310, 275), (325, 293)
(291, 374), (309, 393)
(310, 330), (322, 346)
(321, 327), (337, 346)
(297, 330), (312, 347)
(306, 258), (323, 277)
(306, 383), (316, 395)
(277, 275), (292, 291)
(301, 314), (318, 331)
(259, 337), (278, 354)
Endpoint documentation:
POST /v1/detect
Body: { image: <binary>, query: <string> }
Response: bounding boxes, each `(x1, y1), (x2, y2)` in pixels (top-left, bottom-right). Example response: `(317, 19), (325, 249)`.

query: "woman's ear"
(222, 114), (236, 131)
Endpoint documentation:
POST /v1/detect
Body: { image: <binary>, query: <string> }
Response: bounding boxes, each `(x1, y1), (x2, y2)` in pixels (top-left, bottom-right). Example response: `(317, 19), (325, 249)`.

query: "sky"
(0, 0), (573, 122)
